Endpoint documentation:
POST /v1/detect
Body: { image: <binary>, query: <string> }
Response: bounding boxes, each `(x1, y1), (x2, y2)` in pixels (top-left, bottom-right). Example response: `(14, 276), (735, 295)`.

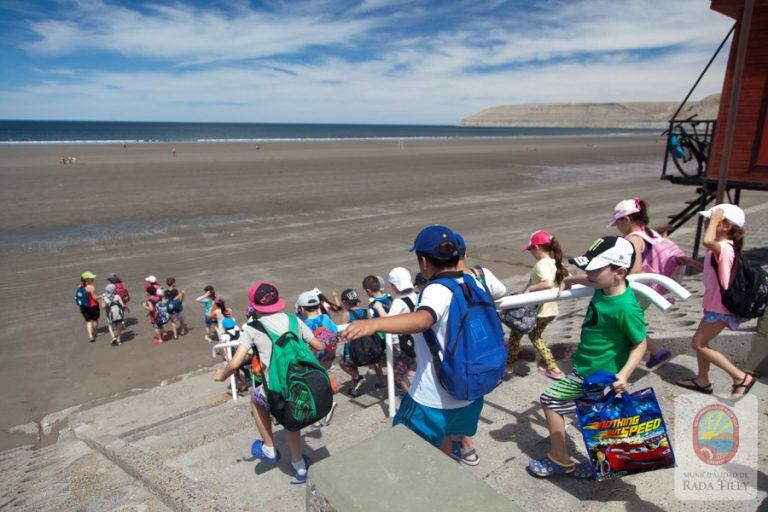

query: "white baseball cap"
(297, 290), (321, 308)
(388, 267), (414, 292)
(145, 275), (157, 283)
(607, 199), (642, 227)
(698, 204), (745, 228)
(569, 236), (635, 271)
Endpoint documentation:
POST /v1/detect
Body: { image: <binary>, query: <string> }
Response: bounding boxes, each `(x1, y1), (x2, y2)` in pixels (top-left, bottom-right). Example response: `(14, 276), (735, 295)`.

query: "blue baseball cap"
(409, 225), (459, 259)
(455, 233), (466, 256)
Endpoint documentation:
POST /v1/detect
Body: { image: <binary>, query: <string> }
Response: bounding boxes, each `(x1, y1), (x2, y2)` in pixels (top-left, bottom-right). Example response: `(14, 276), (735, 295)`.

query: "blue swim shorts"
(393, 393), (483, 447)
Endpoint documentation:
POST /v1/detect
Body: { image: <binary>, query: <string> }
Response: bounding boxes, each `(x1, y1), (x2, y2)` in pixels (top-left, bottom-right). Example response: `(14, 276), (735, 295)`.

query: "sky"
(0, 0), (735, 124)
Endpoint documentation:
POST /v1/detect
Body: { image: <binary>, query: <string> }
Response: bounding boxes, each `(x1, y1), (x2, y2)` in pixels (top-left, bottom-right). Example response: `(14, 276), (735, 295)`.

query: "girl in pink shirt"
(677, 205), (756, 398)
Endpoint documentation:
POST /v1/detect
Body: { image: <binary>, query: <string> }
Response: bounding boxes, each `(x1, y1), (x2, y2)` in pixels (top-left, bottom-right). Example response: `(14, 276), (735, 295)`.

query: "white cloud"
(4, 0), (735, 123)
(23, 0), (379, 65)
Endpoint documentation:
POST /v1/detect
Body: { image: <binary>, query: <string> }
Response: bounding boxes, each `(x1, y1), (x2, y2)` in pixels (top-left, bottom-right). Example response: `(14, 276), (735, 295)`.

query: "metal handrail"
(214, 273), (691, 418)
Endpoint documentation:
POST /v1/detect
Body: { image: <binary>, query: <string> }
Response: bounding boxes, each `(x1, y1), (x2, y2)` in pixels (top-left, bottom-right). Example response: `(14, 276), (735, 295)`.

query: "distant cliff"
(461, 93), (720, 129)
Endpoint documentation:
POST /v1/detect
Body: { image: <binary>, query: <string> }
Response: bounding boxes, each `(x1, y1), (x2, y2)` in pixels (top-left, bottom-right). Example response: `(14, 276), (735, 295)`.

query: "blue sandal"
(290, 455), (312, 485)
(451, 441), (480, 466)
(251, 440), (280, 463)
(527, 455), (575, 478)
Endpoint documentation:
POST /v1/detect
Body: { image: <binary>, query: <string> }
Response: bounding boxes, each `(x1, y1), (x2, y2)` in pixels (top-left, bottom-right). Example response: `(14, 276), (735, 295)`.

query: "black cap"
(340, 288), (360, 304)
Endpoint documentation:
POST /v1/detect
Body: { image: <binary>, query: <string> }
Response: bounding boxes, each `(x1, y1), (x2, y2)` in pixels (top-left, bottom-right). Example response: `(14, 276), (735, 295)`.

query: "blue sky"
(0, 0), (733, 124)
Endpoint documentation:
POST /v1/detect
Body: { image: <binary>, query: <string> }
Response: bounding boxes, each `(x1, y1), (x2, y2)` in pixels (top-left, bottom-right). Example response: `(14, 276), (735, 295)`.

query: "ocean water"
(0, 120), (656, 144)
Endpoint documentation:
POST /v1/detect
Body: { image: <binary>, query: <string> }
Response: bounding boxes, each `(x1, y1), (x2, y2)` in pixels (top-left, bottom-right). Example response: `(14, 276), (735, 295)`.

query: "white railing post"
(385, 333), (396, 418)
(227, 346), (237, 400)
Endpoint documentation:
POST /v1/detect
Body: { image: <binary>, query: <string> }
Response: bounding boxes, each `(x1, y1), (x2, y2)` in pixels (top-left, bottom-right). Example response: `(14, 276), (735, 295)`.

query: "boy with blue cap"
(341, 225), (493, 458)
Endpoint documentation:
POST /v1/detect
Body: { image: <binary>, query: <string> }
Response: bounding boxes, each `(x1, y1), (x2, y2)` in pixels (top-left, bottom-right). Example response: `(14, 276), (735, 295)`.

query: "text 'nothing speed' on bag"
(576, 371), (675, 482)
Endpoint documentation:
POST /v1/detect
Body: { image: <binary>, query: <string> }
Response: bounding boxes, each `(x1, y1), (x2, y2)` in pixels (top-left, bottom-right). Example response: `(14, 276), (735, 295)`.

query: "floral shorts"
(251, 384), (269, 411)
(703, 310), (742, 331)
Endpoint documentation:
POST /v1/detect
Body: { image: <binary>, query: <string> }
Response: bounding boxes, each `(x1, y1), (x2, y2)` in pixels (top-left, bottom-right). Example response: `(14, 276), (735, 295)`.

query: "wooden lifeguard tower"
(662, 0), (768, 257)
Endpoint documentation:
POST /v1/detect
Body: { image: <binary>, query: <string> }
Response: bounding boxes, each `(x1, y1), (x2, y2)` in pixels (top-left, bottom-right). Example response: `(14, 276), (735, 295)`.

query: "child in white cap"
(386, 267), (419, 392)
(676, 204), (757, 398)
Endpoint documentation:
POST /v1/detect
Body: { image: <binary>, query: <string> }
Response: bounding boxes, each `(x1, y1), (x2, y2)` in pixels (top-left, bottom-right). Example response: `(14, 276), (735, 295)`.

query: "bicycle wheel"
(669, 131), (704, 177)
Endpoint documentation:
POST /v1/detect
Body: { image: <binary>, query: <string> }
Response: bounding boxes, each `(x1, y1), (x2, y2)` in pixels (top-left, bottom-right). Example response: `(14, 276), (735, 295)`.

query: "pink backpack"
(629, 230), (686, 301)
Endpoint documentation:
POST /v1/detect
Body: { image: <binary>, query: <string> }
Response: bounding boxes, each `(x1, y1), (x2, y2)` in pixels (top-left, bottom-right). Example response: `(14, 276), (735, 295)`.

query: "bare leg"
(170, 320), (178, 339)
(86, 320), (96, 339)
(689, 319), (749, 385)
(544, 405), (571, 465)
(285, 430), (304, 463)
(439, 436), (453, 456)
(646, 336), (661, 356)
(250, 401), (275, 447)
(339, 361), (360, 380)
(373, 363), (386, 386)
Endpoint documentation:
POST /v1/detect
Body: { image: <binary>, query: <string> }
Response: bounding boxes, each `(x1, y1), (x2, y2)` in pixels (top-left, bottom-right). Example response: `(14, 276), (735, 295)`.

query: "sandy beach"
(1, 136), (763, 450)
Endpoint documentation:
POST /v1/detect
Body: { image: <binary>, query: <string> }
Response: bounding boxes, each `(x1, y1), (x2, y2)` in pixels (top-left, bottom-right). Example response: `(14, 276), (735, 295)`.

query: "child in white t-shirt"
(386, 267), (418, 392)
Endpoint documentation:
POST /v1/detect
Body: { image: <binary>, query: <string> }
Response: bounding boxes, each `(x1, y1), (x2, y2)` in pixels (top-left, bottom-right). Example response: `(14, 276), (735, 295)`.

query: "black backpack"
(397, 297), (417, 359)
(711, 250), (768, 319)
(347, 308), (385, 366)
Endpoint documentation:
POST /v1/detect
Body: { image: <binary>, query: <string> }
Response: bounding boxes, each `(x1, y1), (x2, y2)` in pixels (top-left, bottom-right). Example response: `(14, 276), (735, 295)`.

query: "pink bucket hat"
(248, 281), (286, 314)
(608, 198), (642, 227)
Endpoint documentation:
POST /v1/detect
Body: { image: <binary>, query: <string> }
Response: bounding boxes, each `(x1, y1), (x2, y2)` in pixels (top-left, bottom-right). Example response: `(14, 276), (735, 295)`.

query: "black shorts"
(80, 306), (100, 322)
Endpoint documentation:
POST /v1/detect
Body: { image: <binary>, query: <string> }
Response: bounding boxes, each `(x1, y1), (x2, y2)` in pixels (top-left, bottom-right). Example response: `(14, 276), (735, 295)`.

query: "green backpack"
(251, 314), (333, 431)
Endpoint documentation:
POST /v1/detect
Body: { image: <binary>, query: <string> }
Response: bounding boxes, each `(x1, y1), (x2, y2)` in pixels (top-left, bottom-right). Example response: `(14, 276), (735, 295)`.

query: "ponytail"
(730, 225), (745, 252)
(543, 237), (568, 285)
(627, 198), (653, 237)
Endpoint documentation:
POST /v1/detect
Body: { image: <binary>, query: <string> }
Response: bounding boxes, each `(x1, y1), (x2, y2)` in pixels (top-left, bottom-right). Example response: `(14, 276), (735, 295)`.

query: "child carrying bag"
(347, 308), (385, 366)
(250, 314), (333, 431)
(575, 371), (675, 482)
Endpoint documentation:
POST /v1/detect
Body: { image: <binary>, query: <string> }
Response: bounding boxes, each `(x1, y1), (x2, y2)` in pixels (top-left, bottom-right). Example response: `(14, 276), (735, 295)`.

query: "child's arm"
(557, 274), (591, 295)
(678, 256), (703, 271)
(702, 208), (725, 255)
(195, 293), (209, 303)
(341, 311), (433, 341)
(626, 236), (645, 275)
(214, 344), (251, 382)
(307, 335), (324, 352)
(612, 340), (647, 393)
(178, 290), (186, 301)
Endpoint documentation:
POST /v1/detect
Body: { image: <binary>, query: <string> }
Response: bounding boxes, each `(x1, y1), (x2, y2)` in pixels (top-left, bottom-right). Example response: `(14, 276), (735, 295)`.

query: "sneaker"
(646, 348), (672, 369)
(290, 455), (311, 485)
(111, 338), (118, 346)
(347, 376), (364, 397)
(250, 440), (280, 463)
(323, 402), (337, 426)
(205, 335), (212, 343)
(89, 336), (96, 343)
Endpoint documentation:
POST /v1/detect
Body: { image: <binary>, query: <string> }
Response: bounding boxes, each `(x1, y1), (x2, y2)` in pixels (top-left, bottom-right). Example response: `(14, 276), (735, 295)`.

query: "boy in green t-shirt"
(528, 236), (647, 479)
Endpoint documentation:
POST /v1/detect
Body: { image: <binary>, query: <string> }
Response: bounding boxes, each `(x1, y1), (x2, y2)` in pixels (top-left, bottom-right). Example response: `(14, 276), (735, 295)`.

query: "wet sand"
(1, 137), (762, 449)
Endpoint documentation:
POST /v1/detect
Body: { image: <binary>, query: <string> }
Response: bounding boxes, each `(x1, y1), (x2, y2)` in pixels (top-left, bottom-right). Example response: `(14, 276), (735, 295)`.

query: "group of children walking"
(78, 199), (760, 484)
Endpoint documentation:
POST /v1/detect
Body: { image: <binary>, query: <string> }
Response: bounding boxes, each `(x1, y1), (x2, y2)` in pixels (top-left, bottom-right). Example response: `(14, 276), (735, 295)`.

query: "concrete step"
(0, 437), (169, 512)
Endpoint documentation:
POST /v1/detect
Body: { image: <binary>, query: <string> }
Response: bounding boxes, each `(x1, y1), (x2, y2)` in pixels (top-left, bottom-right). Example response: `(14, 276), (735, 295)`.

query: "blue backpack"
(423, 274), (507, 401)
(75, 286), (90, 308)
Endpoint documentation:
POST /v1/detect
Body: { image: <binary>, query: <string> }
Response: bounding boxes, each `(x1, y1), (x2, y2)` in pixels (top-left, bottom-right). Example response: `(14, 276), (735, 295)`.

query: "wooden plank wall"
(707, 4), (768, 185)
